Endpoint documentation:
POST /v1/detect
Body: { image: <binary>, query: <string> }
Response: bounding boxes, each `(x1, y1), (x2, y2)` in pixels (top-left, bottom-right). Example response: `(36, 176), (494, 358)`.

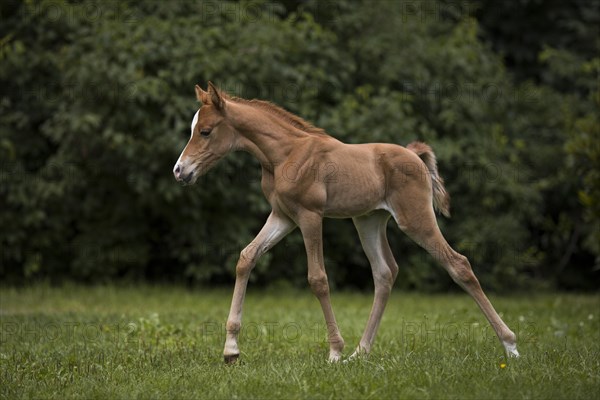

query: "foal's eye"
(200, 128), (212, 137)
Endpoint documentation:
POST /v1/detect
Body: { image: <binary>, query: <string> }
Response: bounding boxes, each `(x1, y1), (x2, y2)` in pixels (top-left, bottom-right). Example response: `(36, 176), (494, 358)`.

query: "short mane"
(229, 96), (329, 136)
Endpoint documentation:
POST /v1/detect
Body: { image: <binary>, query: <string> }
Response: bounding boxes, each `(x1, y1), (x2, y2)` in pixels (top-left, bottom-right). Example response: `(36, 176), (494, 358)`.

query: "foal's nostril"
(174, 164), (182, 180)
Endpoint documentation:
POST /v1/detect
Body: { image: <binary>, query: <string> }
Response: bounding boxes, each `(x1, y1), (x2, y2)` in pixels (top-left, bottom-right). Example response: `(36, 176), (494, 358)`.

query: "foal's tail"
(407, 141), (451, 217)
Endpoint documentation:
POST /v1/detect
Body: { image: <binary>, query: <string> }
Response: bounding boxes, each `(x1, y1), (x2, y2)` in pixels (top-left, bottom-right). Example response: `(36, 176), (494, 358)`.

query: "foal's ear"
(195, 84), (209, 104)
(207, 81), (225, 111)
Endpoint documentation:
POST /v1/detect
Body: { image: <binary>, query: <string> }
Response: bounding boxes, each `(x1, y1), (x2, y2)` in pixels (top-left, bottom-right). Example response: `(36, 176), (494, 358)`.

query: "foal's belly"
(322, 164), (387, 218)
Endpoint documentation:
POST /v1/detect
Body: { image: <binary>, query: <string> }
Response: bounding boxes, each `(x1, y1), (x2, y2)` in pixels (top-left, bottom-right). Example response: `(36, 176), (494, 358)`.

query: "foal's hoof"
(502, 341), (520, 358)
(224, 354), (240, 364)
(343, 347), (368, 363)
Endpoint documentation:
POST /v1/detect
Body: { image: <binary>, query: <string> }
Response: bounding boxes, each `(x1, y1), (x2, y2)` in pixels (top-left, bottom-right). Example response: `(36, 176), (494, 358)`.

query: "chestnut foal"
(173, 82), (519, 363)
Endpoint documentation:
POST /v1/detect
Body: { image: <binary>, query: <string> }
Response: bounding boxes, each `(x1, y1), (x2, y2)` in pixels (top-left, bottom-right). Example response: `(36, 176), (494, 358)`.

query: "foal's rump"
(361, 141), (450, 223)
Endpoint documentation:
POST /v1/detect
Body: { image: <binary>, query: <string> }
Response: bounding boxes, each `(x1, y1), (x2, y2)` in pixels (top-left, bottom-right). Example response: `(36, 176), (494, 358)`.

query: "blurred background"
(1, 0), (598, 292)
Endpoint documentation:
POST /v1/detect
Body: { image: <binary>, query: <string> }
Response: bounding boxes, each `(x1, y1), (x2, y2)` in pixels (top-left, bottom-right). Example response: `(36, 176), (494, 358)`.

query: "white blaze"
(190, 109), (199, 138)
(175, 110), (200, 169)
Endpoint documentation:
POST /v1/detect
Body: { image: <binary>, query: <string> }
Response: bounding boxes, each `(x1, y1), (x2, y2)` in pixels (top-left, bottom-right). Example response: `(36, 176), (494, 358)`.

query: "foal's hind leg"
(391, 201), (519, 357)
(351, 210), (398, 358)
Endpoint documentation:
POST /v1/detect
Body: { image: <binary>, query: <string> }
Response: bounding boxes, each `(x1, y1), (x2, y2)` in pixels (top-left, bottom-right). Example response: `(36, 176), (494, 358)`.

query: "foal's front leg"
(298, 212), (345, 362)
(223, 212), (295, 363)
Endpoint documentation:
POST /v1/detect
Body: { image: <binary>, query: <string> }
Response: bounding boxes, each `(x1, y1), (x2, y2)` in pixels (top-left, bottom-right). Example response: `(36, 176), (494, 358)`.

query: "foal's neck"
(228, 102), (309, 168)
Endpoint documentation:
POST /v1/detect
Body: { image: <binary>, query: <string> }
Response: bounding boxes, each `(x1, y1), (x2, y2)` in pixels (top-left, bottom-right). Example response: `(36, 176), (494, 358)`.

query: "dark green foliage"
(1, 0), (597, 290)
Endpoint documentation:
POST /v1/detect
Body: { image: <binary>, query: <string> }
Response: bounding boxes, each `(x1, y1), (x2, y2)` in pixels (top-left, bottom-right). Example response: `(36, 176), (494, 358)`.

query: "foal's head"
(173, 82), (235, 184)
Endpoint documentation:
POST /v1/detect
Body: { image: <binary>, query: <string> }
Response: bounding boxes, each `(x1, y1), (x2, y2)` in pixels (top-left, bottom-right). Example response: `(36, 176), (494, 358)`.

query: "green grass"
(1, 285), (598, 399)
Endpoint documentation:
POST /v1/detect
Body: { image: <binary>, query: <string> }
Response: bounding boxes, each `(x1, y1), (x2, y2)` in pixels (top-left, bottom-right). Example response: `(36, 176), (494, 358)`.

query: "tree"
(1, 0), (597, 290)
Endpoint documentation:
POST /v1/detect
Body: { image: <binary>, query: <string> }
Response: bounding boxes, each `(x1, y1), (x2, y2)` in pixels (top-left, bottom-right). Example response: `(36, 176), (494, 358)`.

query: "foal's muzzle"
(173, 163), (193, 184)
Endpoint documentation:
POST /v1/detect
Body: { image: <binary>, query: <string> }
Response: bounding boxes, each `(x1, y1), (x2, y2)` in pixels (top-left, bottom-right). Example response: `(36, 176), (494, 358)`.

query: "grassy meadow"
(1, 285), (598, 399)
